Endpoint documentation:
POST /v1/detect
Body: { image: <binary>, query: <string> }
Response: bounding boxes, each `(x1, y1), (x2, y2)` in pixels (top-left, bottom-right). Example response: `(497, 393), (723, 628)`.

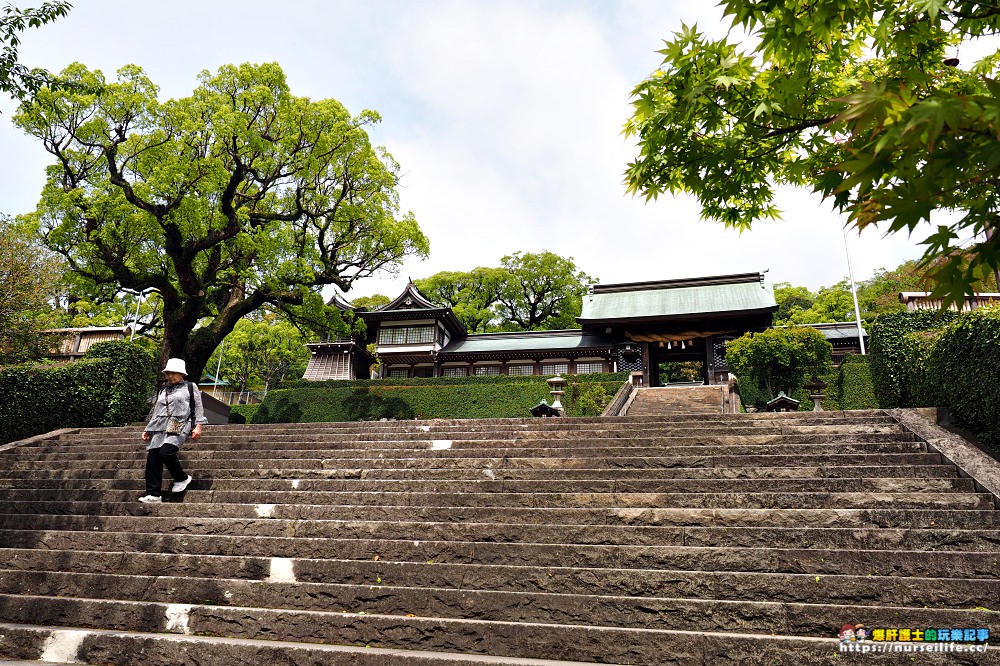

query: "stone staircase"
(0, 411), (998, 664)
(627, 385), (726, 415)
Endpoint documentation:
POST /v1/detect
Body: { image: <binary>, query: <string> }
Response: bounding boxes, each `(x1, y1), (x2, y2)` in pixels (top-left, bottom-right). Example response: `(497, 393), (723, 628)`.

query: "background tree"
(16, 62), (428, 380)
(725, 326), (832, 400)
(415, 267), (505, 332)
(0, 215), (63, 363)
(495, 251), (595, 331)
(350, 294), (390, 310)
(772, 282), (816, 325)
(206, 316), (310, 395)
(625, 0), (1000, 306)
(1, 1), (70, 103)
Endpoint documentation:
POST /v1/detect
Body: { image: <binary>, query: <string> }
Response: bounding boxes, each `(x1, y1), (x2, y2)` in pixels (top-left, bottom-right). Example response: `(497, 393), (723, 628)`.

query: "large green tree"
(415, 252), (596, 332)
(625, 0), (1000, 306)
(726, 326), (832, 400)
(206, 316), (310, 394)
(495, 251), (595, 331)
(1, 1), (70, 103)
(0, 215), (63, 363)
(15, 62), (428, 380)
(415, 267), (506, 332)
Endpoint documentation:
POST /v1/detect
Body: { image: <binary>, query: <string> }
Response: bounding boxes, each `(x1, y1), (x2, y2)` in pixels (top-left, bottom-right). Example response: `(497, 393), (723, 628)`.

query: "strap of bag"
(187, 381), (196, 427)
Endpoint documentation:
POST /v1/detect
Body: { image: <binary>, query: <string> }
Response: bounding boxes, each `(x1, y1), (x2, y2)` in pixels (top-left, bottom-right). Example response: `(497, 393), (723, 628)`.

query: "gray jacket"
(144, 381), (208, 450)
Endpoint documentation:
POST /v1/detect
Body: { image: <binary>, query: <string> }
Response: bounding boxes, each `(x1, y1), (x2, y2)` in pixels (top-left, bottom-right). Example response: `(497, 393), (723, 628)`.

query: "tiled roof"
(441, 330), (613, 355)
(579, 272), (777, 324)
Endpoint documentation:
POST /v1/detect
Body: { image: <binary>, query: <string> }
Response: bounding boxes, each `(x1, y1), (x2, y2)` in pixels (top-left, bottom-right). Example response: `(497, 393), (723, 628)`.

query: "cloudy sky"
(0, 0), (944, 300)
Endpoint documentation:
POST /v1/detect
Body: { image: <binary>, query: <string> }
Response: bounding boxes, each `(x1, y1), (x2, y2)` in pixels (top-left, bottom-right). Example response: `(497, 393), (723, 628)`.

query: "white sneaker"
(171, 475), (193, 493)
(138, 495), (162, 503)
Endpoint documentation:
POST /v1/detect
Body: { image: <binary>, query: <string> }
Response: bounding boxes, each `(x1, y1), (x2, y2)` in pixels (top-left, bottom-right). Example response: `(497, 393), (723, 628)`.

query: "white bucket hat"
(162, 358), (188, 376)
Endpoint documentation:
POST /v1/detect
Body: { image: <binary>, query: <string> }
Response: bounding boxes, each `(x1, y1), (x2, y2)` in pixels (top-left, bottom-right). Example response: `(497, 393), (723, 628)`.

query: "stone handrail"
(601, 380), (634, 417)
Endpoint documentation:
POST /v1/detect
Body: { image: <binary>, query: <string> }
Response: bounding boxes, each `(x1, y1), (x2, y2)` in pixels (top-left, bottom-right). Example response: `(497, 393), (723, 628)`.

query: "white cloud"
(0, 0), (933, 305)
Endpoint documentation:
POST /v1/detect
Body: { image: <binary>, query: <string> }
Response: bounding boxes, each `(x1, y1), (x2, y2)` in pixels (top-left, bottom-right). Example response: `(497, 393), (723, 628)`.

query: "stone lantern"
(547, 375), (567, 416)
(803, 376), (828, 412)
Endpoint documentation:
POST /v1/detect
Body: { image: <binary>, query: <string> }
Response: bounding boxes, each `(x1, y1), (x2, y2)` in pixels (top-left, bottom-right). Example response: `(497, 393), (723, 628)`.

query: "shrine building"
(303, 271), (781, 386)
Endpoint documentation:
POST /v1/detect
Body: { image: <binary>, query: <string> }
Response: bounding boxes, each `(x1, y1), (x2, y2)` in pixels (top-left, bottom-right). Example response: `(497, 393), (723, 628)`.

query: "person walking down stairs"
(139, 358), (206, 503)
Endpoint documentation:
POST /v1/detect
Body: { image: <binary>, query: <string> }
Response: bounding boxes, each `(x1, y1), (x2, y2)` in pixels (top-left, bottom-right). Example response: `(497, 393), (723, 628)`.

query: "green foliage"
(252, 373), (627, 423)
(206, 316), (311, 390)
(227, 404), (258, 424)
(0, 215), (63, 363)
(625, 1), (1000, 308)
(0, 340), (156, 444)
(415, 268), (506, 333)
(415, 252), (596, 333)
(925, 306), (1000, 447)
(82, 340), (158, 426)
(835, 355), (878, 410)
(725, 327), (832, 400)
(735, 374), (771, 411)
(15, 61), (428, 380)
(497, 251), (596, 331)
(0, 1), (70, 102)
(868, 310), (958, 407)
(658, 361), (703, 384)
(350, 294), (391, 310)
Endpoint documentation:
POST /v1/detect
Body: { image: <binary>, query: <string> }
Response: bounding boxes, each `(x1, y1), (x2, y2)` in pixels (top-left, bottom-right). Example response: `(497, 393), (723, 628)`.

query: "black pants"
(145, 444), (187, 496)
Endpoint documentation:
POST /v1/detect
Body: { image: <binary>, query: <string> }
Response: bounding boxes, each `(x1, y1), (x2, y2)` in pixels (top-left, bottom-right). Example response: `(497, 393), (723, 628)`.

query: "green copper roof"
(578, 272), (777, 324)
(441, 330), (612, 355)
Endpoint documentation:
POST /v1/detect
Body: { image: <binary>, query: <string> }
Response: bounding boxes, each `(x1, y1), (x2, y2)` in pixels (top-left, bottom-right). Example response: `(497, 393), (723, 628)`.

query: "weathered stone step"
(4, 452), (949, 472)
(0, 464), (963, 481)
(4, 549), (999, 604)
(3, 555), (998, 610)
(3, 440), (930, 463)
(0, 475), (972, 495)
(3, 514), (999, 550)
(1, 591), (996, 651)
(52, 411), (896, 435)
(5, 535), (998, 579)
(1, 488), (989, 510)
(52, 423), (909, 443)
(0, 619), (925, 666)
(3, 501), (995, 530)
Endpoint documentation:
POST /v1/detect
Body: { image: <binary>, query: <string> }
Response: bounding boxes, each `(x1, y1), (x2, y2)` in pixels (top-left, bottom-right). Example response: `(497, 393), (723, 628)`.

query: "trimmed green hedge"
(253, 373), (629, 423)
(228, 404), (259, 424)
(737, 356), (875, 412)
(835, 355), (878, 410)
(926, 306), (1000, 447)
(0, 341), (157, 444)
(868, 310), (958, 408)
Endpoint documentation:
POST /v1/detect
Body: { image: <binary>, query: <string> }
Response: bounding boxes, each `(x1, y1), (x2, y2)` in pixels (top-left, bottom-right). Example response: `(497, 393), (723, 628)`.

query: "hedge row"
(0, 341), (157, 444)
(925, 306), (1000, 447)
(737, 355), (876, 412)
(253, 373), (629, 423)
(868, 310), (958, 408)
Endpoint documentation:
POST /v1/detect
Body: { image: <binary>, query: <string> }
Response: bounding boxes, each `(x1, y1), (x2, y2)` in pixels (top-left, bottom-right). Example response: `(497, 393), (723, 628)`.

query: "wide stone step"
(2, 441), (931, 464)
(0, 488), (988, 510)
(0, 620), (924, 666)
(0, 464), (963, 481)
(2, 550), (998, 606)
(7, 559), (1000, 608)
(2, 501), (995, 530)
(3, 514), (999, 550)
(3, 452), (949, 472)
(0, 475), (972, 495)
(52, 422), (908, 442)
(2, 589), (996, 649)
(5, 536), (999, 578)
